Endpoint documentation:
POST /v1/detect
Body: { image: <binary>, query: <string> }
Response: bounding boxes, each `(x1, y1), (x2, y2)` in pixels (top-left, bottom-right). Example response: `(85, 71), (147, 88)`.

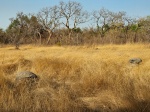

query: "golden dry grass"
(0, 44), (150, 112)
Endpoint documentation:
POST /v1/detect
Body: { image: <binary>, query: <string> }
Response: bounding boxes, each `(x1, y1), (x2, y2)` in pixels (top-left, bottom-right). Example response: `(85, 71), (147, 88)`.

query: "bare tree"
(92, 8), (110, 37)
(59, 1), (89, 44)
(93, 8), (127, 37)
(109, 11), (126, 29)
(37, 5), (60, 45)
(60, 1), (89, 28)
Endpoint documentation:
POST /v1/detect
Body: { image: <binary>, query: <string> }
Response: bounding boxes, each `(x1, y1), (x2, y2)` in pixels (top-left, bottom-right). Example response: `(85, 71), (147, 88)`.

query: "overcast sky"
(0, 0), (150, 30)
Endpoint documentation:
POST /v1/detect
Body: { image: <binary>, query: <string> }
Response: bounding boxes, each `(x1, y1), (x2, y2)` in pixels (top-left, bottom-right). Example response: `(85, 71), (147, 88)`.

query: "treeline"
(0, 1), (150, 48)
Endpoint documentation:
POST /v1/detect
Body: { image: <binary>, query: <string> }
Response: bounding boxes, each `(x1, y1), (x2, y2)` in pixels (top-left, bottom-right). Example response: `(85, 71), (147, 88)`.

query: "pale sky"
(0, 0), (150, 30)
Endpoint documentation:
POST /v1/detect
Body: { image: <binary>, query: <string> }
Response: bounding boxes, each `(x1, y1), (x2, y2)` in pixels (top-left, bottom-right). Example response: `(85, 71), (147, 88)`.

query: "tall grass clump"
(0, 44), (150, 111)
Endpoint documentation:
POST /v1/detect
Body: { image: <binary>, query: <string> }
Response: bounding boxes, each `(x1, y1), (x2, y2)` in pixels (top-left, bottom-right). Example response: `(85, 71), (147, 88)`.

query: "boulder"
(16, 71), (38, 80)
(129, 58), (142, 64)
(15, 71), (39, 91)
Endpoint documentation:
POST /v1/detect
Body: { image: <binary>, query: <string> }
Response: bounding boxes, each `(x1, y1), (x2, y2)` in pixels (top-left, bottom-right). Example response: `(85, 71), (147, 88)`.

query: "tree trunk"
(68, 29), (72, 44)
(46, 29), (52, 45)
(133, 32), (137, 43)
(37, 32), (42, 45)
(13, 35), (20, 49)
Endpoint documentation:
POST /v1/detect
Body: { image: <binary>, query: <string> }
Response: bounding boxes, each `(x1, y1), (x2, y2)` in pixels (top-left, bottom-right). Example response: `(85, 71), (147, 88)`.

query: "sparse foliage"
(0, 1), (150, 46)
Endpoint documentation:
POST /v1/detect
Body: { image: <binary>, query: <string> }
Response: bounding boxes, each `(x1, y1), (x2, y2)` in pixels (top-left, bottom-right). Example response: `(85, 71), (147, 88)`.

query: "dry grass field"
(0, 44), (150, 112)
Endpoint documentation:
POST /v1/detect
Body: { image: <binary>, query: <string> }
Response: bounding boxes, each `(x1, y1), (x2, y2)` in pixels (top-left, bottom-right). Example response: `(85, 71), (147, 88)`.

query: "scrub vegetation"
(0, 1), (150, 48)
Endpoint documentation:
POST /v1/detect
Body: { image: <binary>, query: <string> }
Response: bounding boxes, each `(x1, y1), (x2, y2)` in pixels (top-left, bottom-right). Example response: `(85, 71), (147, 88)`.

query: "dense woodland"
(0, 1), (150, 48)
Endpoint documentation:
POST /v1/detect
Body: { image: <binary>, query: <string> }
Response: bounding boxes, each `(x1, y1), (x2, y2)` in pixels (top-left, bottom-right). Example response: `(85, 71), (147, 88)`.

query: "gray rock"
(129, 58), (142, 64)
(16, 71), (38, 80)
